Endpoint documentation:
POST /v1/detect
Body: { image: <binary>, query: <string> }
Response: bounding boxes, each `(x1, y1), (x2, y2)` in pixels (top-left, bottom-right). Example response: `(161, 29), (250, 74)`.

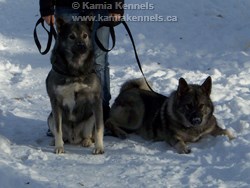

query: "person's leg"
(90, 9), (112, 121)
(93, 25), (111, 121)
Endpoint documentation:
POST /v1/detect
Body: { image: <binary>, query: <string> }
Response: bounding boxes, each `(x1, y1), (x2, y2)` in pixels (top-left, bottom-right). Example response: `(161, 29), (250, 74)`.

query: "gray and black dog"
(105, 77), (234, 154)
(46, 19), (104, 154)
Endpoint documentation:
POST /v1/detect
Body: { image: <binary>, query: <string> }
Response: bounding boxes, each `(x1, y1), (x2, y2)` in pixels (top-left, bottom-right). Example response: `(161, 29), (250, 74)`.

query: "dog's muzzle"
(77, 42), (87, 53)
(187, 110), (203, 126)
(191, 117), (202, 126)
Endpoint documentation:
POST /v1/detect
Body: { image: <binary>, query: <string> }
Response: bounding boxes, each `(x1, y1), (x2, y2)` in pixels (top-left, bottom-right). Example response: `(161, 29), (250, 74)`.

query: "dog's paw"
(117, 132), (128, 140)
(226, 130), (236, 140)
(113, 128), (128, 139)
(175, 142), (191, 154)
(82, 138), (93, 147)
(92, 147), (104, 155)
(105, 121), (128, 139)
(54, 146), (65, 154)
(181, 147), (191, 154)
(228, 134), (236, 141)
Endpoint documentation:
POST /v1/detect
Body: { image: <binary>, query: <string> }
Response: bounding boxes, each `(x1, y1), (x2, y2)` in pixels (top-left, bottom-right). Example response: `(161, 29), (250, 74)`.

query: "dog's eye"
(83, 33), (88, 39)
(185, 104), (192, 110)
(199, 104), (205, 109)
(69, 34), (76, 40)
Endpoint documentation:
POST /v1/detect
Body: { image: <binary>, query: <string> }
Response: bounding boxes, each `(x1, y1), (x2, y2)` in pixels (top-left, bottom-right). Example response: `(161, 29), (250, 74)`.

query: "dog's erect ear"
(84, 13), (95, 31)
(201, 76), (212, 96)
(56, 17), (66, 33)
(86, 20), (94, 31)
(177, 78), (189, 96)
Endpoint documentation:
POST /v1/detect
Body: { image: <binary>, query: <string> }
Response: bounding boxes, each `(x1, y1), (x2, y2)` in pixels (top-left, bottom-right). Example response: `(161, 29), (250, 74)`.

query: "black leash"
(95, 20), (154, 92)
(34, 17), (154, 92)
(95, 24), (116, 52)
(33, 17), (57, 55)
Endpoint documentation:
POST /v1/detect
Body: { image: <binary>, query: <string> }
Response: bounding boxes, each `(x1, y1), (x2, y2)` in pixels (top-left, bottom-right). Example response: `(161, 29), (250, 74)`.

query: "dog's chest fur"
(53, 76), (98, 124)
(56, 82), (89, 110)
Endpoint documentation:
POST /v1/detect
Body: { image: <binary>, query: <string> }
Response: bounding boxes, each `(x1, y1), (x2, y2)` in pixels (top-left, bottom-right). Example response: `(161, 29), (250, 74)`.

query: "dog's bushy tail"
(120, 78), (152, 93)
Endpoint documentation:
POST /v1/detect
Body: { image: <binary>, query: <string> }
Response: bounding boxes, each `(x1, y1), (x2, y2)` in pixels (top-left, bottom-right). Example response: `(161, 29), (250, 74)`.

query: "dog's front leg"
(211, 125), (235, 140)
(92, 99), (104, 154)
(170, 135), (191, 154)
(53, 106), (64, 154)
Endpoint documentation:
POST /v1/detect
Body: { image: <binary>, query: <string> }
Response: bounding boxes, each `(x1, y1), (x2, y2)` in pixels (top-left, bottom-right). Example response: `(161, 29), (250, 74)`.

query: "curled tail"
(120, 78), (152, 93)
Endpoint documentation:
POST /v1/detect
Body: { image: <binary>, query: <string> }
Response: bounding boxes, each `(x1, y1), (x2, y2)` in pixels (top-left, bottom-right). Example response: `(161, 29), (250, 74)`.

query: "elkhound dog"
(46, 19), (104, 154)
(105, 77), (234, 154)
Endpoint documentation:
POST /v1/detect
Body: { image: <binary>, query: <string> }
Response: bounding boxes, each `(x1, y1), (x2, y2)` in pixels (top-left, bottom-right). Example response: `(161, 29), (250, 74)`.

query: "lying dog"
(105, 77), (234, 154)
(46, 19), (104, 154)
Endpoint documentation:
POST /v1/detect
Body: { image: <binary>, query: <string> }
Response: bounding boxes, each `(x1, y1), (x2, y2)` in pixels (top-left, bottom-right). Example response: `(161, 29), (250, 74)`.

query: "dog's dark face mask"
(55, 18), (94, 66)
(176, 76), (214, 128)
(51, 18), (95, 76)
(59, 22), (92, 54)
(65, 23), (91, 55)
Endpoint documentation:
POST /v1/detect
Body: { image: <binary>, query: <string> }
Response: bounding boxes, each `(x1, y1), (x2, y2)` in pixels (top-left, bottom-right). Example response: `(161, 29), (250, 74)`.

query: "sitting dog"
(46, 19), (104, 154)
(105, 77), (234, 154)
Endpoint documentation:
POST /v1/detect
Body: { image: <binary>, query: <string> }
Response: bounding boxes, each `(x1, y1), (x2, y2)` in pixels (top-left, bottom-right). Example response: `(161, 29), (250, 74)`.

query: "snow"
(0, 0), (250, 187)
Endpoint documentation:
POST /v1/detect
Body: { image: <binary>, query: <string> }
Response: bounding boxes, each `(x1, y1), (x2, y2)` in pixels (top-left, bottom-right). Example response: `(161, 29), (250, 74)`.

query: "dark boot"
(103, 105), (110, 123)
(46, 129), (53, 137)
(46, 112), (53, 137)
(103, 105), (113, 136)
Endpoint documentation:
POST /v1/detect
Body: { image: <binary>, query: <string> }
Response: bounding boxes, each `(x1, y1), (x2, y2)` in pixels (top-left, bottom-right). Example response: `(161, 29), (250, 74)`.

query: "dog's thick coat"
(46, 19), (104, 154)
(105, 77), (234, 154)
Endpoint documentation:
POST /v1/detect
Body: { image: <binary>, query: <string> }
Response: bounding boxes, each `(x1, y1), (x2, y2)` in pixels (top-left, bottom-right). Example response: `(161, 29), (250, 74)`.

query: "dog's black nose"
(191, 117), (202, 125)
(77, 42), (86, 52)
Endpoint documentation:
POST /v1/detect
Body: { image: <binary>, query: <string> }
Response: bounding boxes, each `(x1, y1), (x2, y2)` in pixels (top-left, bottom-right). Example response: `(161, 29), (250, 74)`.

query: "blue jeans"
(55, 8), (111, 107)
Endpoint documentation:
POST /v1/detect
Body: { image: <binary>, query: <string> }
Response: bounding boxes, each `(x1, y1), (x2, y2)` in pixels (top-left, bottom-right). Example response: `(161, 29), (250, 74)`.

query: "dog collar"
(52, 65), (75, 77)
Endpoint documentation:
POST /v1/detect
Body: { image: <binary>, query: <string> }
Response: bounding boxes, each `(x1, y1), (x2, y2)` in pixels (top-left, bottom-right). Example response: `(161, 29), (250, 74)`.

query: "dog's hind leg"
(82, 115), (95, 147)
(105, 119), (128, 139)
(92, 99), (104, 154)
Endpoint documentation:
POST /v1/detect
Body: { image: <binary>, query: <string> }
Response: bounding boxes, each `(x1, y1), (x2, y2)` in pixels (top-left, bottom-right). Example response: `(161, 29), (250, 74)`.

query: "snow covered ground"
(1, 0), (250, 187)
